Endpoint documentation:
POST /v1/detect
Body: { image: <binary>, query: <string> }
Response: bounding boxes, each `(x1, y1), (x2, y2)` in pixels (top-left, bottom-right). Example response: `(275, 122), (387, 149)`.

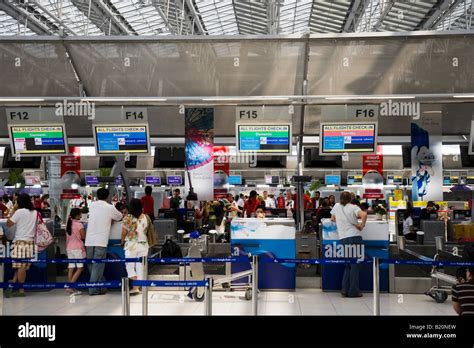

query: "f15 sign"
(320, 122), (377, 155)
(236, 123), (291, 154)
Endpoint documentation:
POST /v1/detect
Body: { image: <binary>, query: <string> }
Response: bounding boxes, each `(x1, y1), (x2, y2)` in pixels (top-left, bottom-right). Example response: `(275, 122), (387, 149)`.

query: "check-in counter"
(231, 217), (296, 290)
(321, 217), (390, 292)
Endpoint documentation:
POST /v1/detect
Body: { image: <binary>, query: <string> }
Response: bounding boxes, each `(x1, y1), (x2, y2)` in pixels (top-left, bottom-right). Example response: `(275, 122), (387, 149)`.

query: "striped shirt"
(452, 280), (474, 316)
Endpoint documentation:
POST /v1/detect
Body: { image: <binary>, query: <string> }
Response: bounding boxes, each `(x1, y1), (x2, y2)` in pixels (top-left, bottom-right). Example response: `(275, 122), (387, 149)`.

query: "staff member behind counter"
(330, 191), (368, 298)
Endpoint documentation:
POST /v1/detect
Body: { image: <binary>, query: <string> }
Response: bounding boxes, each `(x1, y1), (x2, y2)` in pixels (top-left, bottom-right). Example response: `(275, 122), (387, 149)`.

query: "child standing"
(66, 208), (86, 295)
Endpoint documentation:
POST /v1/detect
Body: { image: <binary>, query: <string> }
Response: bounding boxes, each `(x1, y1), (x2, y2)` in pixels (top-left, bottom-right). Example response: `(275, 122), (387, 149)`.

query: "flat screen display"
(320, 123), (377, 155)
(228, 175), (242, 185)
(145, 176), (161, 185)
(325, 175), (341, 186)
(264, 175), (280, 184)
(387, 175), (403, 185)
(347, 175), (363, 185)
(93, 125), (150, 155)
(237, 124), (291, 154)
(167, 176), (182, 185)
(85, 176), (99, 186)
(9, 125), (67, 155)
(25, 175), (41, 186)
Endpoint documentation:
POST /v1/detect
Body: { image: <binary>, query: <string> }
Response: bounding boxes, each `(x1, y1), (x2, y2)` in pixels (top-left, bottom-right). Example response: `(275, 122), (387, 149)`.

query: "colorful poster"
(185, 108), (214, 201)
(213, 146), (229, 199)
(60, 146), (81, 192)
(61, 146), (81, 176)
(411, 114), (443, 201)
(362, 146), (383, 176)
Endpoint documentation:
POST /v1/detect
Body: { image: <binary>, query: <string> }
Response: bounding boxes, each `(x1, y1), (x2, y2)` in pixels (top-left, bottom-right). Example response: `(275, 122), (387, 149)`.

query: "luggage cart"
(186, 235), (255, 302)
(425, 247), (466, 303)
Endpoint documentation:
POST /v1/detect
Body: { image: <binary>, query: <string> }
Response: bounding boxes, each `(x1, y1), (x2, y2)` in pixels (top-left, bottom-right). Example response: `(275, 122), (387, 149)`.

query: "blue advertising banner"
(411, 113), (443, 201)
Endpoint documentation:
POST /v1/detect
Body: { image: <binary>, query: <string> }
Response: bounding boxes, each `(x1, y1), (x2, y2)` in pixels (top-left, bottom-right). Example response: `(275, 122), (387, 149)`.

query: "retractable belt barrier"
(0, 256), (249, 264)
(1, 256), (473, 267)
(0, 280), (208, 289)
(258, 257), (474, 268)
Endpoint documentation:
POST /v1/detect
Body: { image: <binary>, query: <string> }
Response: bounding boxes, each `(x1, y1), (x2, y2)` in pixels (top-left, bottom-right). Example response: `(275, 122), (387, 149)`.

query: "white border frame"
(319, 121), (378, 156)
(235, 122), (292, 155)
(92, 123), (151, 156)
(8, 123), (69, 156)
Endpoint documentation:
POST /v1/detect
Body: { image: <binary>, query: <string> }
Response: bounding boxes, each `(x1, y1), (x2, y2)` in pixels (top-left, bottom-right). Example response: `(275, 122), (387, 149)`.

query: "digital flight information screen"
(9, 125), (67, 155)
(94, 125), (150, 155)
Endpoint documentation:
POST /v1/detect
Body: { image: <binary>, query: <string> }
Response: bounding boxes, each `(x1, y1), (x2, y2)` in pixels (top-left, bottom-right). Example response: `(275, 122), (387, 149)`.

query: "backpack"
(35, 212), (54, 252)
(145, 215), (157, 247)
(160, 238), (183, 258)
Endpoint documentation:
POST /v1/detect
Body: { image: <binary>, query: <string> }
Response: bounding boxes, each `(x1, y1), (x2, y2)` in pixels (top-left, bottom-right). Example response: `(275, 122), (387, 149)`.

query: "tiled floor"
(1, 289), (456, 316)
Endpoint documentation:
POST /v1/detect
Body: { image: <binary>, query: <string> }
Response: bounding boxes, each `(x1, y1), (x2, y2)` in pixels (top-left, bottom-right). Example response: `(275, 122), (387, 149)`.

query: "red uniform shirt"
(141, 195), (155, 216)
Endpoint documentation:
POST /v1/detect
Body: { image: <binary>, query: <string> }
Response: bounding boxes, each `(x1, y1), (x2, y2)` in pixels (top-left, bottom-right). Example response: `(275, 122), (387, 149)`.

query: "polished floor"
(1, 289), (456, 316)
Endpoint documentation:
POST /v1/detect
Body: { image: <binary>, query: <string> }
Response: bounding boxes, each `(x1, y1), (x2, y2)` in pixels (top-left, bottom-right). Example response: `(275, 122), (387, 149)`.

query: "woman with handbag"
(121, 199), (149, 295)
(5, 193), (37, 298)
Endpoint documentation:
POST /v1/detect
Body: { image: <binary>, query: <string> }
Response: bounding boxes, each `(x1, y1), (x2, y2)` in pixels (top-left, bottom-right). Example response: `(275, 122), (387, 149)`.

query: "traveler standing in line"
(452, 267), (474, 316)
(121, 199), (149, 295)
(277, 192), (286, 209)
(141, 186), (155, 221)
(5, 193), (37, 298)
(328, 195), (336, 207)
(263, 190), (276, 209)
(330, 191), (367, 298)
(312, 191), (322, 209)
(65, 208), (86, 295)
(85, 188), (123, 296)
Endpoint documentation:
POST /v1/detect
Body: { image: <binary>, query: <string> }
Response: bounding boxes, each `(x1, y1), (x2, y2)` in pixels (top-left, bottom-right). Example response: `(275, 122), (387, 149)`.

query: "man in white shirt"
(85, 188), (123, 295)
(263, 191), (276, 209)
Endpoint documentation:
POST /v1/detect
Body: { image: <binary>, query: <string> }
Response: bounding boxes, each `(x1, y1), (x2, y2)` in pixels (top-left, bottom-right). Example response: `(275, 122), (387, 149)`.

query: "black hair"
(360, 202), (369, 211)
(351, 199), (361, 206)
(321, 200), (329, 208)
(427, 201), (435, 208)
(66, 208), (82, 236)
(145, 186), (152, 196)
(249, 190), (257, 199)
(174, 188), (180, 194)
(235, 195), (239, 201)
(17, 193), (34, 211)
(97, 188), (109, 201)
(115, 202), (124, 211)
(2, 194), (9, 203)
(129, 198), (143, 219)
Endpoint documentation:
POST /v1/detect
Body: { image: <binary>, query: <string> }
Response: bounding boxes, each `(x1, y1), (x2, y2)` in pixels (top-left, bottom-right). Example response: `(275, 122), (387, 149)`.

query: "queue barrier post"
(122, 277), (130, 316)
(373, 257), (380, 316)
(252, 255), (258, 316)
(0, 260), (3, 316)
(204, 277), (213, 316)
(142, 256), (148, 316)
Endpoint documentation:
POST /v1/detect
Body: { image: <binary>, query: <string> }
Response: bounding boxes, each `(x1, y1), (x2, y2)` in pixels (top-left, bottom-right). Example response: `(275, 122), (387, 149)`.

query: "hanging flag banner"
(213, 146), (229, 199)
(362, 146), (383, 176)
(60, 146), (81, 193)
(411, 113), (443, 201)
(61, 146), (81, 176)
(185, 108), (214, 201)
